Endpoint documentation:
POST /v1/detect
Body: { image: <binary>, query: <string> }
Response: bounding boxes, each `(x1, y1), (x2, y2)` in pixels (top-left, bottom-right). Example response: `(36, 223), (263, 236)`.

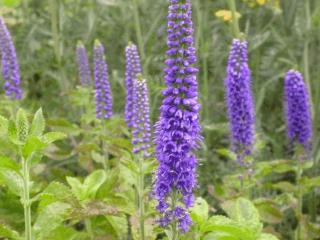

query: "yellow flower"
(215, 10), (241, 23)
(257, 0), (267, 5)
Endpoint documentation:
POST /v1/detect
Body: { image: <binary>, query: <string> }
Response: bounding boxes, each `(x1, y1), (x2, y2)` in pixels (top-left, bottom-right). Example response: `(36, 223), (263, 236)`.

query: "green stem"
(303, 0), (316, 223)
(101, 121), (108, 171)
(137, 154), (145, 240)
(227, 0), (241, 39)
(132, 0), (146, 66)
(296, 159), (303, 240)
(22, 0), (28, 20)
(85, 219), (94, 240)
(22, 156), (32, 240)
(303, 0), (313, 117)
(50, 0), (61, 64)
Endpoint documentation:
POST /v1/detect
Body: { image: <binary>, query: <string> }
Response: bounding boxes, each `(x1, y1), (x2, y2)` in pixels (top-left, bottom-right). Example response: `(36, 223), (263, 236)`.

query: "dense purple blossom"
(93, 40), (112, 119)
(131, 76), (152, 157)
(0, 17), (22, 99)
(225, 39), (255, 161)
(125, 43), (142, 128)
(76, 42), (92, 86)
(154, 0), (201, 232)
(284, 70), (312, 152)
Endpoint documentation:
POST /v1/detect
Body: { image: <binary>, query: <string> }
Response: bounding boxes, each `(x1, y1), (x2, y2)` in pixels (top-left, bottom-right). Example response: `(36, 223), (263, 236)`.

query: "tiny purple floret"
(93, 40), (113, 119)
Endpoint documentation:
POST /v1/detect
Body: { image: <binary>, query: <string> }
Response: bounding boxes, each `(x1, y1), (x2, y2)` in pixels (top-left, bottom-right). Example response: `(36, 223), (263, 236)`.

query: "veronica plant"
(284, 69), (313, 240)
(154, 0), (201, 236)
(129, 75), (152, 240)
(93, 39), (113, 120)
(0, 108), (65, 240)
(224, 39), (255, 165)
(0, 17), (22, 100)
(125, 43), (142, 128)
(76, 41), (92, 86)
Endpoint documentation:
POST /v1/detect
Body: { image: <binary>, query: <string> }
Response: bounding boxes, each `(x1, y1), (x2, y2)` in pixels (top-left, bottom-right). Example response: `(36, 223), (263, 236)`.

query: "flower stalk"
(227, 0), (241, 39)
(22, 154), (32, 240)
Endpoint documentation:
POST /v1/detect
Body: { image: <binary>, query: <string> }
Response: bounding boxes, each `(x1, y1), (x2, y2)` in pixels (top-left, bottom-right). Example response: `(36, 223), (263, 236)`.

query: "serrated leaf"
(0, 115), (9, 135)
(83, 169), (107, 199)
(222, 198), (262, 235)
(204, 232), (237, 240)
(30, 108), (45, 136)
(34, 202), (71, 239)
(46, 226), (80, 240)
(8, 120), (22, 145)
(0, 156), (19, 171)
(0, 223), (20, 239)
(16, 108), (29, 142)
(66, 177), (84, 201)
(22, 136), (46, 159)
(39, 181), (75, 211)
(0, 169), (24, 196)
(190, 197), (209, 225)
(41, 132), (66, 144)
(201, 215), (250, 238)
(105, 215), (128, 238)
(2, 0), (21, 7)
(254, 199), (283, 224)
(258, 233), (279, 240)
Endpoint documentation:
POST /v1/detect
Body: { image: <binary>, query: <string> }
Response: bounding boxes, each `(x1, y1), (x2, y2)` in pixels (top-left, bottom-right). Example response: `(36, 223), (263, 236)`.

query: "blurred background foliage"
(0, 0), (320, 239)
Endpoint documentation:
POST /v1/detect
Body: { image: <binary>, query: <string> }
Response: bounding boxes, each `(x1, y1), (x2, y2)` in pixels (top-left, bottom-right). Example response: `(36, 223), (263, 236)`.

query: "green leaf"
(216, 148), (237, 161)
(8, 120), (21, 145)
(0, 115), (9, 135)
(301, 176), (320, 192)
(16, 108), (29, 142)
(1, 0), (21, 7)
(254, 199), (283, 224)
(34, 202), (71, 240)
(0, 156), (19, 171)
(30, 108), (45, 136)
(39, 181), (75, 211)
(0, 169), (24, 196)
(45, 226), (80, 240)
(66, 177), (84, 201)
(41, 132), (66, 144)
(105, 215), (128, 238)
(190, 197), (209, 225)
(272, 181), (296, 193)
(0, 223), (20, 239)
(22, 136), (46, 159)
(222, 198), (262, 236)
(83, 169), (107, 199)
(201, 215), (249, 238)
(258, 233), (279, 240)
(204, 232), (238, 240)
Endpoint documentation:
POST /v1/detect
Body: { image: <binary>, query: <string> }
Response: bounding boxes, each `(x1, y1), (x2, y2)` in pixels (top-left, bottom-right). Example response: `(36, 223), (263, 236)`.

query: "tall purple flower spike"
(76, 41), (92, 86)
(125, 43), (142, 128)
(154, 0), (201, 232)
(0, 17), (22, 100)
(284, 70), (312, 152)
(225, 39), (255, 162)
(131, 76), (152, 157)
(93, 40), (113, 119)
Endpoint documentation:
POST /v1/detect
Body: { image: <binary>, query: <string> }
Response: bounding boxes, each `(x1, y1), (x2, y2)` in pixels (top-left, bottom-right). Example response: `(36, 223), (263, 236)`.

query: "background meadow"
(0, 0), (320, 239)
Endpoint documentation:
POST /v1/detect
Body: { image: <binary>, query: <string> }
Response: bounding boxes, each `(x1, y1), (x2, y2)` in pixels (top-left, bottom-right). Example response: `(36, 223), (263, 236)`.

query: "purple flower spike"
(154, 0), (201, 232)
(125, 43), (142, 128)
(0, 17), (22, 100)
(76, 41), (92, 86)
(93, 40), (113, 119)
(284, 70), (312, 152)
(131, 76), (152, 157)
(225, 39), (255, 161)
